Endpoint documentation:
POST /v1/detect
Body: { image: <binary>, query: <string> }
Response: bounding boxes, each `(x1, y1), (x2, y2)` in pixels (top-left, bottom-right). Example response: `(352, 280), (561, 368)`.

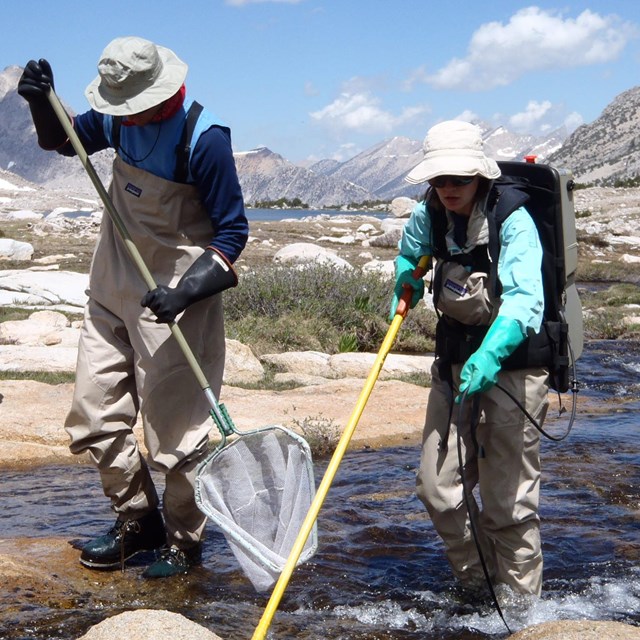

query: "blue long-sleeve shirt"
(58, 96), (248, 263)
(399, 198), (544, 336)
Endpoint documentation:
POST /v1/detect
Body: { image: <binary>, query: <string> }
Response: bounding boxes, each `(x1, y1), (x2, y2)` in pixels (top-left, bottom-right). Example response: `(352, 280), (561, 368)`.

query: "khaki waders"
(65, 157), (225, 548)
(416, 359), (548, 595)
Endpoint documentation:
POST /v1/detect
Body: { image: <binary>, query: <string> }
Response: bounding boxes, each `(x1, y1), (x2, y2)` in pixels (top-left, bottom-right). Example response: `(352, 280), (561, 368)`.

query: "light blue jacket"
(398, 198), (544, 336)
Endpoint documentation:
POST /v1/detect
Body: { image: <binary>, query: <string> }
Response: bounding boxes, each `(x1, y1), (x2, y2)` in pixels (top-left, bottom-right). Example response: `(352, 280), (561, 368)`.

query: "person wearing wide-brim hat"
(391, 120), (549, 599)
(18, 36), (248, 578)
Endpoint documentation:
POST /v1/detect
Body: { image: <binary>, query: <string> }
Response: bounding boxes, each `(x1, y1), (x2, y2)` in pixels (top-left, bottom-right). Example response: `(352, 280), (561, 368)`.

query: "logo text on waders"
(125, 183), (142, 198)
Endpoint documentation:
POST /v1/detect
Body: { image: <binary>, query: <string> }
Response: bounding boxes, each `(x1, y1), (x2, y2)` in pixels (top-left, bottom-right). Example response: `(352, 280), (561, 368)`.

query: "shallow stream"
(1, 340), (639, 639)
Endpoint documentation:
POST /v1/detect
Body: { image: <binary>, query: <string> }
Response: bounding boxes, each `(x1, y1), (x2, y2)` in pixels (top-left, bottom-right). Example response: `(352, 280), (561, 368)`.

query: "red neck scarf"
(122, 84), (186, 126)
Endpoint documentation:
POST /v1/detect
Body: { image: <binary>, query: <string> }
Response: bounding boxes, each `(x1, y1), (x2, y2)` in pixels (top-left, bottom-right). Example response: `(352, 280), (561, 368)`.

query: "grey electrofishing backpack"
(488, 160), (583, 393)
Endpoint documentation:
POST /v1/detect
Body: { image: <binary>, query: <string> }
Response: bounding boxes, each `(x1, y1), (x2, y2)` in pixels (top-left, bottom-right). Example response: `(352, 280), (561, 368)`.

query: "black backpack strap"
(174, 101), (204, 183)
(427, 190), (448, 260)
(486, 182), (530, 297)
(112, 116), (123, 154)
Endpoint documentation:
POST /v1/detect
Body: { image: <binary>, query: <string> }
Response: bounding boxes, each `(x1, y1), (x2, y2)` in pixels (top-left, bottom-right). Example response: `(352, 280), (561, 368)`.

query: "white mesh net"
(195, 425), (317, 592)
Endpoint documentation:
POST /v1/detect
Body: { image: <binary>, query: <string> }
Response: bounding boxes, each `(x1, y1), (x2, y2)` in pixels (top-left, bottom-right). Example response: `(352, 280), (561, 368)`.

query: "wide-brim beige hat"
(405, 120), (501, 185)
(85, 36), (188, 116)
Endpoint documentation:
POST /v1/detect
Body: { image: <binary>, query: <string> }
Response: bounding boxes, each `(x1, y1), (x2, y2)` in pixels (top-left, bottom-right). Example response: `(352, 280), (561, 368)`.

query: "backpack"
(489, 160), (583, 393)
(430, 160), (583, 394)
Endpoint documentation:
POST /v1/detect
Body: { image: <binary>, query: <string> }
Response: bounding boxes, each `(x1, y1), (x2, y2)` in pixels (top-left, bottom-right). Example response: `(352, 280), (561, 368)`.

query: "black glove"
(18, 59), (55, 102)
(141, 249), (238, 324)
(18, 58), (68, 149)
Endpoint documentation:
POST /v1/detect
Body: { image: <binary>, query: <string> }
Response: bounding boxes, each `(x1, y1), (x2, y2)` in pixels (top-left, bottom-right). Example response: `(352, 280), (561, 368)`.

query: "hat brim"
(84, 44), (188, 116)
(405, 154), (501, 185)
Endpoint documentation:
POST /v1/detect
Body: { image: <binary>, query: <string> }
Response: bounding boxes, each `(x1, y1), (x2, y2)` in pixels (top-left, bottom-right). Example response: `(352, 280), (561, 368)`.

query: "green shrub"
(0, 307), (32, 323)
(579, 283), (640, 308)
(576, 230), (609, 249)
(291, 414), (341, 458)
(225, 264), (435, 355)
(583, 309), (629, 340)
(0, 371), (76, 384)
(250, 197), (309, 209)
(600, 283), (640, 306)
(577, 259), (640, 283)
(338, 333), (358, 353)
(227, 311), (338, 355)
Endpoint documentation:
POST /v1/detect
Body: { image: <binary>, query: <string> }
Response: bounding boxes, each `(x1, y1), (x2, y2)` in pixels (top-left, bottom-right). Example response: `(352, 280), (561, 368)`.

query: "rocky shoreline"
(0, 373), (431, 471)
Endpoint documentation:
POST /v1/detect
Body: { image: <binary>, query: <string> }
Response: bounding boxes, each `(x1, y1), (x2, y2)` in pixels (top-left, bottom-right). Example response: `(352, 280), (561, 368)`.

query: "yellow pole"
(251, 256), (429, 640)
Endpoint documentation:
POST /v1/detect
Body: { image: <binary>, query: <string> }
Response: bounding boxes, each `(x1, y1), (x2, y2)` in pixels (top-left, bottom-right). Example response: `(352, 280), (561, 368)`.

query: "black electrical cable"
(456, 388), (512, 635)
(496, 339), (580, 443)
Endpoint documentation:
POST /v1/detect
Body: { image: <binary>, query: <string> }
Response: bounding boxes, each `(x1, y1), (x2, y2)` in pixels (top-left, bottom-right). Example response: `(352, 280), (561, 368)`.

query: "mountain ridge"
(548, 85), (640, 184)
(2, 65), (640, 207)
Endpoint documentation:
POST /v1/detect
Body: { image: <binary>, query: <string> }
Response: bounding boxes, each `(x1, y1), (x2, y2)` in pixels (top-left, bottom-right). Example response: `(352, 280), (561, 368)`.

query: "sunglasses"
(428, 175), (476, 188)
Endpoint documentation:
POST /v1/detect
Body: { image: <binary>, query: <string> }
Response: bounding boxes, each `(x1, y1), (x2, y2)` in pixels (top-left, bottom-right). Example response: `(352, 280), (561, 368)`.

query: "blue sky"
(3, 0), (640, 163)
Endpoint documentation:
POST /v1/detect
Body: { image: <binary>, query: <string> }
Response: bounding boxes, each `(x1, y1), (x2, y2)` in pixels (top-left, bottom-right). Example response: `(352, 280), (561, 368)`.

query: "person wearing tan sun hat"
(391, 120), (549, 600)
(84, 37), (188, 115)
(18, 36), (248, 579)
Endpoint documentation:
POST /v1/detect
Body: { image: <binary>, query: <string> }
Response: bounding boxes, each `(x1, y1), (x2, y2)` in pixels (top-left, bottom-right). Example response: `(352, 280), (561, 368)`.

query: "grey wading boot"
(143, 543), (203, 579)
(80, 509), (166, 570)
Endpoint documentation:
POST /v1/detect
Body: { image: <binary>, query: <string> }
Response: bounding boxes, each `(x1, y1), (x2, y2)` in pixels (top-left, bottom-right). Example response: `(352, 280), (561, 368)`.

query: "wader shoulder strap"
(112, 116), (123, 154)
(174, 100), (204, 183)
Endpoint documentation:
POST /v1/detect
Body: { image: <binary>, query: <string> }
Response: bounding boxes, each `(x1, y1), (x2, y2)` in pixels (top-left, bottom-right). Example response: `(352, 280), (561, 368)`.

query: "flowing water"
(1, 340), (639, 639)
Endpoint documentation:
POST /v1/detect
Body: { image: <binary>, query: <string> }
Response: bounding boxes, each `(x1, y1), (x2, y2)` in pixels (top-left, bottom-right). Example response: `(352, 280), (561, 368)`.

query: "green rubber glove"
(389, 255), (425, 320)
(456, 316), (526, 402)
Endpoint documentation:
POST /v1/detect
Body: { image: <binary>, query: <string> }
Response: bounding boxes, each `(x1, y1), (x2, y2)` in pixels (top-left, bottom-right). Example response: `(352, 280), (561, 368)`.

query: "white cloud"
(425, 8), (636, 91)
(225, 0), (302, 5)
(508, 100), (553, 131)
(564, 111), (584, 133)
(502, 100), (585, 135)
(302, 142), (360, 165)
(304, 81), (319, 97)
(310, 91), (427, 133)
(330, 143), (360, 162)
(453, 109), (480, 124)
(402, 65), (429, 92)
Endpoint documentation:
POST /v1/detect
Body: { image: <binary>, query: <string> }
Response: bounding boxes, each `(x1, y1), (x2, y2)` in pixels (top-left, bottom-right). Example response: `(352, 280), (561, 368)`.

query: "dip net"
(195, 418), (317, 592)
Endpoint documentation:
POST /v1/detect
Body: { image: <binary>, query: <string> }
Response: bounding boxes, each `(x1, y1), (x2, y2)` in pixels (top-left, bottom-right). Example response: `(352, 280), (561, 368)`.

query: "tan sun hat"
(85, 36), (188, 116)
(405, 120), (500, 185)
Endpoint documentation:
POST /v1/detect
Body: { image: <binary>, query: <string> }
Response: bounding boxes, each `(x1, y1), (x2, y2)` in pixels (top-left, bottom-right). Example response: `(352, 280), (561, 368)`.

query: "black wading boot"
(143, 543), (203, 579)
(80, 509), (166, 570)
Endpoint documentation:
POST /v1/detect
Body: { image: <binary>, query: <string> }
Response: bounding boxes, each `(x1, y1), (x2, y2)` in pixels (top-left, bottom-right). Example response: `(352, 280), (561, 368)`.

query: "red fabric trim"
(152, 84), (186, 122)
(122, 85), (186, 126)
